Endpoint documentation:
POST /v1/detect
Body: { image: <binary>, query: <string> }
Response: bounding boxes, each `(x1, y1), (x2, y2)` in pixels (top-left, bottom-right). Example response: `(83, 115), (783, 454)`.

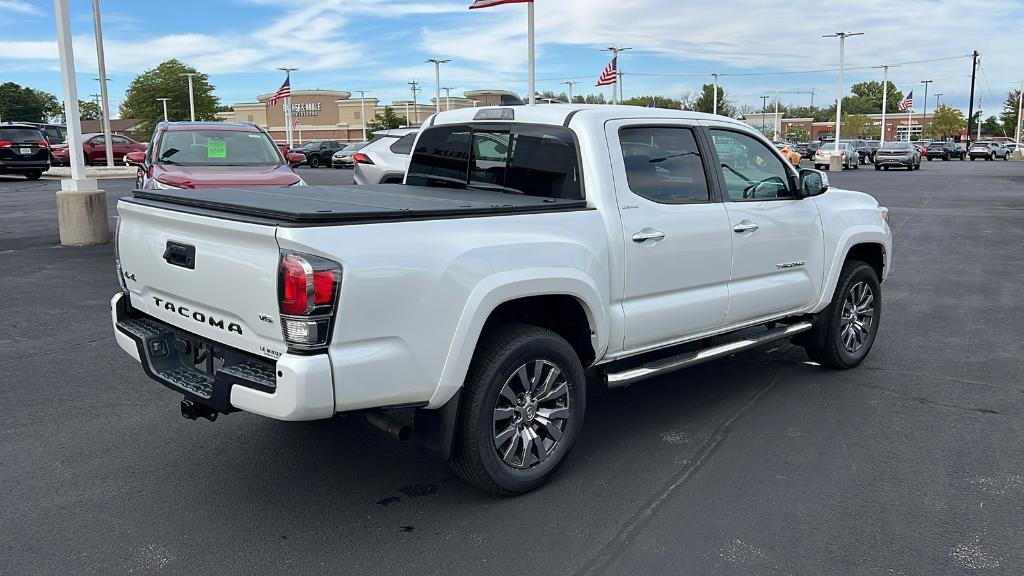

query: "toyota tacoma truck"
(111, 105), (892, 494)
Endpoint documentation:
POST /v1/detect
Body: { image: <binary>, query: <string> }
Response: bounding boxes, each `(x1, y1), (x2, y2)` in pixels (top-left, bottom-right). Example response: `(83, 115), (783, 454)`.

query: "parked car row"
(50, 133), (148, 166)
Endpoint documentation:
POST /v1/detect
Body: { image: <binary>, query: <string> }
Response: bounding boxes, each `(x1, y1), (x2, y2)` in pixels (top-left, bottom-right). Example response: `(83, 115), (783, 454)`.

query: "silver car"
(353, 128), (419, 185)
(813, 142), (859, 170)
(331, 141), (369, 169)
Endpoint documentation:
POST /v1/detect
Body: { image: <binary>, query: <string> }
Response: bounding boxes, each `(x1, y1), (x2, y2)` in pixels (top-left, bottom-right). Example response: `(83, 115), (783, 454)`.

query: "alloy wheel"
(840, 281), (875, 353)
(492, 359), (570, 470)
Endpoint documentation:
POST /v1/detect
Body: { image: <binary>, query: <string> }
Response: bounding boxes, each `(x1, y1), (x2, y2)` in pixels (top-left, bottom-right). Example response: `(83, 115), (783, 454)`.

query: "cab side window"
(710, 130), (795, 201)
(618, 126), (710, 204)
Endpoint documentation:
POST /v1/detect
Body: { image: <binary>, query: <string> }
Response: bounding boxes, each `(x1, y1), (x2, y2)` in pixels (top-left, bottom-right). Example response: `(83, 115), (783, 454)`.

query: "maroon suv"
(125, 122), (307, 189)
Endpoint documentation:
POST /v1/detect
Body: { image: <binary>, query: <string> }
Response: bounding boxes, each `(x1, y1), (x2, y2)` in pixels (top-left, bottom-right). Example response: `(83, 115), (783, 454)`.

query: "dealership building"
(217, 89), (524, 143)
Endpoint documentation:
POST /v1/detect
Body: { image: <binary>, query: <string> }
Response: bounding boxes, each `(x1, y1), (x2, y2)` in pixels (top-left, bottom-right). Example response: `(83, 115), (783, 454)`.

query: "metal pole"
(405, 101), (411, 126)
(357, 90), (368, 141)
(54, 0), (88, 183)
(920, 80), (932, 139)
(823, 32), (862, 151)
(157, 98), (169, 122)
(712, 73), (719, 116)
(935, 93), (942, 109)
(181, 73), (196, 121)
(907, 106), (912, 141)
(773, 90), (781, 141)
(966, 51), (979, 145)
(1015, 81), (1023, 145)
(563, 81), (575, 103)
(879, 65), (889, 145)
(443, 88), (451, 111)
(277, 67), (297, 148)
(91, 0), (114, 167)
(527, 2), (535, 104)
(426, 59), (449, 115)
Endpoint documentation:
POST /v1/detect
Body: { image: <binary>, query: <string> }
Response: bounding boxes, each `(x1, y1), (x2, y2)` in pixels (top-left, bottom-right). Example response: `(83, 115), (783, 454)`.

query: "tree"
(999, 89), (1021, 138)
(0, 82), (61, 123)
(785, 127), (810, 142)
(842, 81), (904, 114)
(365, 106), (407, 132)
(925, 105), (966, 140)
(981, 115), (1004, 137)
(689, 83), (734, 116)
(78, 100), (101, 121)
(842, 113), (876, 138)
(622, 95), (683, 109)
(120, 59), (220, 140)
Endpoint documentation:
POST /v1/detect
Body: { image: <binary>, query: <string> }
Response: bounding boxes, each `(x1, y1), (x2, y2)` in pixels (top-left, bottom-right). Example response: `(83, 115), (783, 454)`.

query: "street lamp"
(563, 80), (576, 103)
(355, 90), (369, 141)
(874, 64), (899, 145)
(601, 46), (631, 104)
(91, 0), (114, 167)
(426, 59), (450, 116)
(180, 73), (197, 121)
(277, 67), (298, 148)
(441, 87), (452, 111)
(920, 80), (933, 138)
(823, 31), (863, 152)
(157, 98), (170, 122)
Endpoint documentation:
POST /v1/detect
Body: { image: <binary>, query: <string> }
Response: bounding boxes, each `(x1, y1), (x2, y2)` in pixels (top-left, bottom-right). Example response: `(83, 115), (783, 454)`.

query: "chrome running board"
(606, 321), (813, 388)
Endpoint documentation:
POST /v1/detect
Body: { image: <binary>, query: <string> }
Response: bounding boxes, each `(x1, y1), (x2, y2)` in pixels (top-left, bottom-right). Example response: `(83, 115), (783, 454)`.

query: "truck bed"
(128, 184), (589, 226)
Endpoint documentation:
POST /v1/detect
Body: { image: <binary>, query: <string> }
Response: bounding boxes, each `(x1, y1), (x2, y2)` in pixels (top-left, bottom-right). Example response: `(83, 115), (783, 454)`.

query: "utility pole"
(1015, 81), (1023, 146)
(920, 80), (932, 138)
(180, 73), (197, 121)
(875, 64), (898, 145)
(711, 73), (720, 115)
(442, 87), (451, 111)
(935, 93), (943, 110)
(602, 47), (631, 104)
(408, 80), (420, 125)
(157, 98), (170, 122)
(356, 90), (368, 141)
(91, 0), (114, 167)
(426, 59), (450, 116)
(966, 50), (979, 145)
(772, 89), (783, 141)
(823, 31), (863, 152)
(810, 87), (816, 111)
(563, 81), (576, 103)
(276, 67), (297, 148)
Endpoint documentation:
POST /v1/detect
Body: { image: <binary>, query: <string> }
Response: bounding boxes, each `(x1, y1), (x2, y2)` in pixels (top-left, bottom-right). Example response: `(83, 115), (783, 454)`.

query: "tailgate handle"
(163, 241), (196, 270)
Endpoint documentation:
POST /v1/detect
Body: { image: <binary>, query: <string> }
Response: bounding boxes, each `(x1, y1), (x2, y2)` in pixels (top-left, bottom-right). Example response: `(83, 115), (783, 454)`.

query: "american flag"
(897, 90), (913, 111)
(596, 57), (617, 87)
(266, 77), (291, 107)
(468, 0), (532, 8)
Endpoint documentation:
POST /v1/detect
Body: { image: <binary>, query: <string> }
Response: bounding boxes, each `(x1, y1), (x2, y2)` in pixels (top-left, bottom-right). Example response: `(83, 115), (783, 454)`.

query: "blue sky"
(1, 0), (1021, 118)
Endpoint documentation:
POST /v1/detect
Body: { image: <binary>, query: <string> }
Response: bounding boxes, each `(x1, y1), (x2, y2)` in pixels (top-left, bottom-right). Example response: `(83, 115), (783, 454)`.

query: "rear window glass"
(619, 126), (710, 204)
(406, 124), (582, 200)
(0, 128), (44, 142)
(881, 142), (912, 150)
(390, 133), (416, 155)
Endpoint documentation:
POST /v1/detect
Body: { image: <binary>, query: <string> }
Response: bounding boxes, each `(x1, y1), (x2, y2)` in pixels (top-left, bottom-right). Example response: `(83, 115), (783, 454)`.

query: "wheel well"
(846, 243), (884, 280)
(482, 295), (596, 366)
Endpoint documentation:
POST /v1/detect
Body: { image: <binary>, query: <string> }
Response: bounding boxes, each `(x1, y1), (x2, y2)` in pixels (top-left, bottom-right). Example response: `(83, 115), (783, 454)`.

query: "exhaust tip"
(366, 411), (412, 441)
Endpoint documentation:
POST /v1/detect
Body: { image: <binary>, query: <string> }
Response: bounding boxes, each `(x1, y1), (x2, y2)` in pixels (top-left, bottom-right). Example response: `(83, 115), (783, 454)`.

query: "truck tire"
(308, 155), (321, 168)
(801, 261), (881, 369)
(449, 323), (586, 495)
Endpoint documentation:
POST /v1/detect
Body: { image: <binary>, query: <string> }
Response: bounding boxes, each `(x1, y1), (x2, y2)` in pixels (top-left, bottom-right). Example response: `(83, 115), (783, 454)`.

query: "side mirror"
(124, 151), (146, 166)
(799, 168), (829, 197)
(286, 152), (306, 165)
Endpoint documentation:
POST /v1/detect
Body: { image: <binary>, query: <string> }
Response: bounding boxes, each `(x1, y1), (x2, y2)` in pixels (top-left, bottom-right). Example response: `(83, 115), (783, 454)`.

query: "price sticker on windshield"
(207, 140), (227, 158)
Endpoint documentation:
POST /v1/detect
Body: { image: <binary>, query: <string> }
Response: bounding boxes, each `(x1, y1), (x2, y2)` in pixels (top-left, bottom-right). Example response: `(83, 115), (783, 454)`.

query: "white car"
(352, 128), (418, 184)
(111, 104), (892, 494)
(813, 142), (859, 170)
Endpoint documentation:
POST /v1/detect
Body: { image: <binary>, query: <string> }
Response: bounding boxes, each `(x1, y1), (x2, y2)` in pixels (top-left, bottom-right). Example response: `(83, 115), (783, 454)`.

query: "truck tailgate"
(117, 200), (285, 360)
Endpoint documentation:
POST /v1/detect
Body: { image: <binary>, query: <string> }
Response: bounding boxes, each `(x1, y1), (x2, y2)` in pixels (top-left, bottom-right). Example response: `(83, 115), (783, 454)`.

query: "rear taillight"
(351, 152), (373, 165)
(0, 140), (11, 148)
(278, 251), (341, 351)
(37, 140), (49, 148)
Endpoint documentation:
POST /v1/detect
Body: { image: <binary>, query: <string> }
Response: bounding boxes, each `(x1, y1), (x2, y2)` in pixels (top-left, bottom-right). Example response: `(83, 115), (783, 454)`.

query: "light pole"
(356, 90), (368, 141)
(408, 80), (421, 125)
(157, 98), (170, 122)
(823, 31), (863, 152)
(180, 73), (197, 121)
(563, 80), (576, 103)
(772, 89), (784, 141)
(442, 87), (451, 111)
(1015, 81), (1023, 146)
(711, 73), (720, 116)
(601, 46), (631, 104)
(426, 59), (450, 116)
(90, 0), (114, 167)
(875, 64), (898, 145)
(920, 80), (933, 139)
(934, 93), (943, 110)
(277, 67), (298, 148)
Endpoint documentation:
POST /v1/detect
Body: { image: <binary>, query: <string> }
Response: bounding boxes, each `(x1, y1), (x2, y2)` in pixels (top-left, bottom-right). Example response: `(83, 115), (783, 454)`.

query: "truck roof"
(428, 104), (750, 130)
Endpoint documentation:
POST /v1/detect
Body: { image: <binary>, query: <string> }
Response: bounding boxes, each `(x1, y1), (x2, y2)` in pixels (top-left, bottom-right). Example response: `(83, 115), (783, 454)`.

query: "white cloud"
(0, 0), (38, 15)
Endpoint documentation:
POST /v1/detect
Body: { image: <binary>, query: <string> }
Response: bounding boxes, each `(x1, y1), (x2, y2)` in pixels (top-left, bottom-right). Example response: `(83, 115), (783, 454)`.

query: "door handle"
(733, 221), (759, 234)
(632, 230), (666, 243)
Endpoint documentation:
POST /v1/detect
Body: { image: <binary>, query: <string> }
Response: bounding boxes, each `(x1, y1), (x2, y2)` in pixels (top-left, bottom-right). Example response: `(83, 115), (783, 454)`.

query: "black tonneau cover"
(131, 184), (588, 224)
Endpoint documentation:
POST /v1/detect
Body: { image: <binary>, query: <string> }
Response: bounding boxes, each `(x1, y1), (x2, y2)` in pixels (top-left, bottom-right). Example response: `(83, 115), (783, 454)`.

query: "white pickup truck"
(111, 105), (891, 494)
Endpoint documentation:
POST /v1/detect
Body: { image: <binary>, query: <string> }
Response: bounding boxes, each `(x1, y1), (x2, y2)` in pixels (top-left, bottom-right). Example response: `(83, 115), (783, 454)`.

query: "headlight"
(152, 179), (183, 189)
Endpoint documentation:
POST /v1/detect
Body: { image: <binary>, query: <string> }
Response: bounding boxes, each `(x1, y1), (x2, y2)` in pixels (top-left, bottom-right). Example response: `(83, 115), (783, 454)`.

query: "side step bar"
(606, 321), (813, 388)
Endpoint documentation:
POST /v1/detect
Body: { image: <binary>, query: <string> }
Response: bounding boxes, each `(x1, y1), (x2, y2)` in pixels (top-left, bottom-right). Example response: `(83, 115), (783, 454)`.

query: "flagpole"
(527, 1), (535, 105)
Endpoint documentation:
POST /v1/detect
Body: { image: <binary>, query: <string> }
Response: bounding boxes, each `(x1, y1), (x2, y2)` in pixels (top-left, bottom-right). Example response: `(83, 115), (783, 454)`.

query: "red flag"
(469, 0), (532, 8)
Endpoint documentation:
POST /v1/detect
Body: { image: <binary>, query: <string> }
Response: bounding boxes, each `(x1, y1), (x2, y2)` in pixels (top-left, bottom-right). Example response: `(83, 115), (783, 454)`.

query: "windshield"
(881, 142), (912, 150)
(157, 129), (281, 166)
(341, 142), (366, 152)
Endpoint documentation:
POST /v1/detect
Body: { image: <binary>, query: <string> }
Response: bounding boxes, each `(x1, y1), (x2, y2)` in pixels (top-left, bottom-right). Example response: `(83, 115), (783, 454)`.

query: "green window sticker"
(207, 140), (227, 158)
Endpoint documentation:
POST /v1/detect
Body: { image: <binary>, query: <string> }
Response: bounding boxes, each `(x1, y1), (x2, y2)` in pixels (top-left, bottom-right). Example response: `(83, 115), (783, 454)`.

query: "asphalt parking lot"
(2, 160), (1023, 575)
